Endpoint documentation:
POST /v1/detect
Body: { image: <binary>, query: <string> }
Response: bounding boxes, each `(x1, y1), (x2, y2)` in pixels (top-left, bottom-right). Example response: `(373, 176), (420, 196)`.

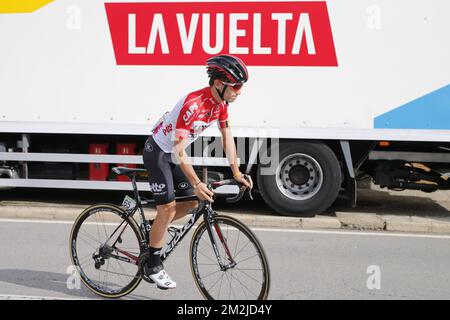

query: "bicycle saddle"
(112, 167), (147, 176)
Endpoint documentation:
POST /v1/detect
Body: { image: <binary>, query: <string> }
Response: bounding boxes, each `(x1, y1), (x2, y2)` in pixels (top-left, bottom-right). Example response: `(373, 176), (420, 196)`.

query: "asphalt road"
(1, 218), (450, 300)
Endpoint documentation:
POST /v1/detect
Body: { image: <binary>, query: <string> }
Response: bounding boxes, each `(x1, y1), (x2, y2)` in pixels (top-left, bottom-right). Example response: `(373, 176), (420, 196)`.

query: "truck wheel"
(257, 141), (342, 217)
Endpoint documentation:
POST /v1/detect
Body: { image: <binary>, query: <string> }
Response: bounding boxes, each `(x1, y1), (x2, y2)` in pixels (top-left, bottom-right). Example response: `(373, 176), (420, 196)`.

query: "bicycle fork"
(204, 216), (236, 271)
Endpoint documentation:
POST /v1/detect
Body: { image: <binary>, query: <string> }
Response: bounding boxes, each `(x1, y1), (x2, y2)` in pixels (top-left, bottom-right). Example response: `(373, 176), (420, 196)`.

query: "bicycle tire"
(190, 215), (270, 300)
(69, 204), (143, 299)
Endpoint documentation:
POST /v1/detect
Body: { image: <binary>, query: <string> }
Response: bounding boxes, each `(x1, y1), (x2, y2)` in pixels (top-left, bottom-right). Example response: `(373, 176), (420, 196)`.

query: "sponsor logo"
(182, 103), (199, 123)
(105, 1), (338, 66)
(192, 120), (210, 133)
(162, 123), (173, 136)
(144, 140), (154, 152)
(149, 183), (166, 193)
(178, 182), (190, 190)
(152, 121), (164, 135)
(188, 120), (211, 141)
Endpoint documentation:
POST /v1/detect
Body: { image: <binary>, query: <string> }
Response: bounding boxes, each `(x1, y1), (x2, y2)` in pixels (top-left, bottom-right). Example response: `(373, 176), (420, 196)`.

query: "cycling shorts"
(142, 135), (195, 205)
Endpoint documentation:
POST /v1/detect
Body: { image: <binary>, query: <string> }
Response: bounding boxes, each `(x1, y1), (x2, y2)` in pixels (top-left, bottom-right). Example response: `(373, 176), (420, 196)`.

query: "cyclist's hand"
(234, 173), (253, 189)
(194, 182), (215, 202)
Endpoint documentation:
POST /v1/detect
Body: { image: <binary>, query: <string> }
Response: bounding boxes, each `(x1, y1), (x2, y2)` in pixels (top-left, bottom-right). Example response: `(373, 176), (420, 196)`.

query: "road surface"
(1, 218), (450, 300)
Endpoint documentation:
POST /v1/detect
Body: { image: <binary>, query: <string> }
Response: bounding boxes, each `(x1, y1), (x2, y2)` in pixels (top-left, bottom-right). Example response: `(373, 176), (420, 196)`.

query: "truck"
(1, 0), (449, 217)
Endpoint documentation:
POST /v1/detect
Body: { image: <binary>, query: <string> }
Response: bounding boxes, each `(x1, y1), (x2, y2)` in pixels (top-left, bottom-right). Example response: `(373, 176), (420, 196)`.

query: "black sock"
(147, 246), (163, 273)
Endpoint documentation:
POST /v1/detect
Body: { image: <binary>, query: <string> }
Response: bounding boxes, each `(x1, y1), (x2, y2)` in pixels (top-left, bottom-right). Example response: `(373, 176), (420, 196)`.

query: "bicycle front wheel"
(190, 215), (270, 300)
(69, 204), (143, 299)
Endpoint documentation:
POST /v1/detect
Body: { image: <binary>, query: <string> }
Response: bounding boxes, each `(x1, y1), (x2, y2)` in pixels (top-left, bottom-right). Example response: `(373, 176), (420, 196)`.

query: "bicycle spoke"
(229, 269), (259, 297)
(77, 253), (95, 265)
(105, 259), (110, 290)
(100, 212), (109, 240)
(233, 239), (252, 261)
(234, 267), (263, 285)
(91, 267), (137, 279)
(218, 271), (225, 299)
(237, 269), (249, 300)
(199, 269), (222, 280)
(233, 227), (241, 257)
(206, 271), (226, 294)
(197, 243), (222, 265)
(77, 230), (103, 248)
(235, 253), (259, 265)
(114, 258), (133, 285)
(224, 270), (237, 300)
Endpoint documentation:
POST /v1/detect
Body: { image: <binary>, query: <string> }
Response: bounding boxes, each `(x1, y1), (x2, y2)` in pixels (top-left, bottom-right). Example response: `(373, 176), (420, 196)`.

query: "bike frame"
(104, 174), (235, 269)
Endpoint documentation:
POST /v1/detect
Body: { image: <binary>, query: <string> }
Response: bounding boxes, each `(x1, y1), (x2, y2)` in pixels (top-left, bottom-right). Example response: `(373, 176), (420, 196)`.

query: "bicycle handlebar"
(208, 175), (254, 203)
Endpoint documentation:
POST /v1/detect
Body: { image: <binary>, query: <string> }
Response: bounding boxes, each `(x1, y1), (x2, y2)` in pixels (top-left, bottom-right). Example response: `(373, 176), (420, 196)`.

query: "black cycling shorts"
(142, 135), (195, 205)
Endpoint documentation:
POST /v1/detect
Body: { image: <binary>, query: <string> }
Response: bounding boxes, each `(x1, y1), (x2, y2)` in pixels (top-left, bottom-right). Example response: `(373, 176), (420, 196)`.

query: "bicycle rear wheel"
(69, 204), (143, 298)
(190, 215), (270, 300)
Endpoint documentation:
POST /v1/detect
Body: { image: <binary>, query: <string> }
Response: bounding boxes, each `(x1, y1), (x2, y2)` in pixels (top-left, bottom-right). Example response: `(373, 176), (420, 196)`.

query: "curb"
(1, 204), (450, 235)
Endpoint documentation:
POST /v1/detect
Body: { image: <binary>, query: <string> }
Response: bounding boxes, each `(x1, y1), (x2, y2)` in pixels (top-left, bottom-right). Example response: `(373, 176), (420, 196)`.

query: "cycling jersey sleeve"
(175, 96), (201, 141)
(217, 104), (230, 129)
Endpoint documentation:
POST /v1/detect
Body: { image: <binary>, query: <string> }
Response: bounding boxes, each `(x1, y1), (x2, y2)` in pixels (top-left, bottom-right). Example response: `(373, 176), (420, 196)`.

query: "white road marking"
(0, 218), (449, 239)
(251, 227), (450, 239)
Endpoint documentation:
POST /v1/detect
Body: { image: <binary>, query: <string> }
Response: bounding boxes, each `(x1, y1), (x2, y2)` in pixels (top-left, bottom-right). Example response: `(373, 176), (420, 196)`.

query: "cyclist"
(142, 54), (253, 289)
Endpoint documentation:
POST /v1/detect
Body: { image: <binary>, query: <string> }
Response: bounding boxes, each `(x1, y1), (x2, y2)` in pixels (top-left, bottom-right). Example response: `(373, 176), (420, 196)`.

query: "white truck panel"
(0, 0), (449, 137)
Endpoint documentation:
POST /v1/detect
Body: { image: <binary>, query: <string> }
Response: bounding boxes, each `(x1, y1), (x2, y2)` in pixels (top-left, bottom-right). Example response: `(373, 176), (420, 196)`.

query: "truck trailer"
(0, 0), (449, 217)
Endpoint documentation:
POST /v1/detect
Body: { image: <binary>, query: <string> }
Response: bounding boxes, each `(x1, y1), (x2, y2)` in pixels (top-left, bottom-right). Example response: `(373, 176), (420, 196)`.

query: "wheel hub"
(276, 153), (324, 201)
(288, 165), (310, 186)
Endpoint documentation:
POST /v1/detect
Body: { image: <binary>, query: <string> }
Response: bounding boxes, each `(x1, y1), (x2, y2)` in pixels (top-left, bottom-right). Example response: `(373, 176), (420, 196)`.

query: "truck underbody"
(1, 132), (449, 217)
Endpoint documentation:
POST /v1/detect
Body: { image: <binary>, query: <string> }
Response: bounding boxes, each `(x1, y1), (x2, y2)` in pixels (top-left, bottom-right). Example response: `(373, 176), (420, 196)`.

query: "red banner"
(105, 1), (338, 66)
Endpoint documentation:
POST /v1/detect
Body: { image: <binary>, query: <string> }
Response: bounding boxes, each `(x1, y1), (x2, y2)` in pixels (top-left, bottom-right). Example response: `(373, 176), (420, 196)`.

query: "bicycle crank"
(137, 251), (155, 284)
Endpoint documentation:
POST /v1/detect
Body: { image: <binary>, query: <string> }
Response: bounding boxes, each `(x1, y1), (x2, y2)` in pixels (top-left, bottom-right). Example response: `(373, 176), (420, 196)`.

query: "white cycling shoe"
(149, 269), (177, 290)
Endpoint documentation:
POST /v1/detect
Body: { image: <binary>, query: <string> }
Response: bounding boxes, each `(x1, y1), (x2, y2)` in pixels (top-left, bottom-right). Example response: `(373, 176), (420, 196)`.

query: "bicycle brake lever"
(225, 185), (245, 203)
(248, 188), (254, 201)
(243, 174), (254, 201)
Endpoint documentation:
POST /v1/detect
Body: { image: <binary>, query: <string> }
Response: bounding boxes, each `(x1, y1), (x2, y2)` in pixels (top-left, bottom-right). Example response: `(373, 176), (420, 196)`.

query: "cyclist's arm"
(173, 138), (215, 202)
(172, 138), (200, 186)
(220, 127), (240, 178)
(172, 96), (203, 186)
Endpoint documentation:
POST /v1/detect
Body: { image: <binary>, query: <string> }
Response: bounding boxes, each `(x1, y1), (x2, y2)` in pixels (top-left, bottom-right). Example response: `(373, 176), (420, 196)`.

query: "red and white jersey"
(151, 87), (230, 153)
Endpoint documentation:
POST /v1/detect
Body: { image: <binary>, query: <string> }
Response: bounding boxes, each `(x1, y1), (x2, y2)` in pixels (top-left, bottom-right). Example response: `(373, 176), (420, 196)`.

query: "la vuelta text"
(105, 2), (338, 66)
(177, 304), (272, 317)
(127, 12), (316, 55)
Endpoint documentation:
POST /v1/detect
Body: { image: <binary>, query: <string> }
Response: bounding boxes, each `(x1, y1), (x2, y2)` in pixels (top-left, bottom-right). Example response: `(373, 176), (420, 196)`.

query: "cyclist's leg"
(173, 201), (198, 222)
(171, 164), (198, 222)
(151, 201), (176, 248)
(143, 136), (178, 243)
(142, 136), (177, 288)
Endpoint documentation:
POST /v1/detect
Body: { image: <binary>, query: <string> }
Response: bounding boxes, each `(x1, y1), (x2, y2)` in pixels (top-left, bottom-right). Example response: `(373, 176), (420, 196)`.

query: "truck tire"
(257, 141), (342, 217)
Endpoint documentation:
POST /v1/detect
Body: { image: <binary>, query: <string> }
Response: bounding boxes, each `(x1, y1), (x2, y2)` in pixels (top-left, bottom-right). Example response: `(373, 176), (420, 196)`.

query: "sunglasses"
(222, 81), (244, 92)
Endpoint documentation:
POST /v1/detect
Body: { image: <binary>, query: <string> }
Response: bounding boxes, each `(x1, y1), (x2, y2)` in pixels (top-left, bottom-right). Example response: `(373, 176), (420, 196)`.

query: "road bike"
(69, 167), (270, 300)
